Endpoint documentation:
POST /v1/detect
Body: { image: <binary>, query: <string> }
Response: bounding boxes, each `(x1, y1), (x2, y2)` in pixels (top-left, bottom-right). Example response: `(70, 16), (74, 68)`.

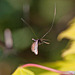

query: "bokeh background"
(0, 0), (75, 75)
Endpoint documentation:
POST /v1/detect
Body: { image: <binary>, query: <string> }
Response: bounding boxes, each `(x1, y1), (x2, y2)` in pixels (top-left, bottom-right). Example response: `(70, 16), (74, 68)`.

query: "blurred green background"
(0, 0), (75, 75)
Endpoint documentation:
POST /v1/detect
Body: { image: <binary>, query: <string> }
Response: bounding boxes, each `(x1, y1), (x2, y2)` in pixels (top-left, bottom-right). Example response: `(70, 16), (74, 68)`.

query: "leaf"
(64, 54), (75, 61)
(12, 67), (35, 75)
(41, 61), (75, 74)
(57, 18), (75, 41)
(62, 41), (75, 57)
(60, 61), (75, 71)
(12, 61), (75, 75)
(39, 72), (58, 75)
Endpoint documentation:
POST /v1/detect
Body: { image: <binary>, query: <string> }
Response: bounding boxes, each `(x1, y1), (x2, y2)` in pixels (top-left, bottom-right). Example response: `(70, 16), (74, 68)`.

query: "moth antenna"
(41, 3), (56, 39)
(21, 18), (38, 39)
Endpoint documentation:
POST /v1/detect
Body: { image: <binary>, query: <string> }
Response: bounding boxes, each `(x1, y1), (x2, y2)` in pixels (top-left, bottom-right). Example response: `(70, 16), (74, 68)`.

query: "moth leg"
(32, 38), (36, 41)
(41, 39), (50, 41)
(43, 41), (50, 44)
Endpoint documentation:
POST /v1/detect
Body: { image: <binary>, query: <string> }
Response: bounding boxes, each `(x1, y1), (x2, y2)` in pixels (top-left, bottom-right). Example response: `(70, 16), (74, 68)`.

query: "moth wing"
(31, 40), (38, 55)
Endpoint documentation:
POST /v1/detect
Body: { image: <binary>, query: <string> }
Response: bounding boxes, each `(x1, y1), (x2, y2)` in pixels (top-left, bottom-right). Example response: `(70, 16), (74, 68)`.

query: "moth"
(21, 4), (56, 55)
(31, 38), (50, 55)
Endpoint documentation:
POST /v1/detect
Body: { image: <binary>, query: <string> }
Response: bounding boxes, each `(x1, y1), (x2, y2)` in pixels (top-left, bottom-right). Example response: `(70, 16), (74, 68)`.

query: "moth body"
(31, 38), (50, 55)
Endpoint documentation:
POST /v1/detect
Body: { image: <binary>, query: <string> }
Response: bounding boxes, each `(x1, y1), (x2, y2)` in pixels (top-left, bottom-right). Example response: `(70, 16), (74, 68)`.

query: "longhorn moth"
(21, 4), (56, 55)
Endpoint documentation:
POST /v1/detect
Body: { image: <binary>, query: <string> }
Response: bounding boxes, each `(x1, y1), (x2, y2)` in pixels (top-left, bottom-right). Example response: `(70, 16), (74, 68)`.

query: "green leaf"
(12, 67), (35, 75)
(57, 18), (75, 57)
(39, 72), (58, 75)
(60, 61), (75, 71)
(64, 54), (75, 61)
(62, 41), (75, 57)
(57, 18), (75, 41)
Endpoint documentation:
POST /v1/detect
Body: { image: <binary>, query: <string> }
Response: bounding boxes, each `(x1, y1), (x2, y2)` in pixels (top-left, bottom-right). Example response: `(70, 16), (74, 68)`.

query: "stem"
(21, 63), (64, 74)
